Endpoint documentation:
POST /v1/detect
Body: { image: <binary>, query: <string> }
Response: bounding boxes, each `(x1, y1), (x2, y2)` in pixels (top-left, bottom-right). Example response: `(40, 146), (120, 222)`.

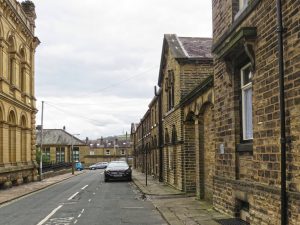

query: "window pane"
(243, 66), (252, 86)
(244, 88), (253, 139)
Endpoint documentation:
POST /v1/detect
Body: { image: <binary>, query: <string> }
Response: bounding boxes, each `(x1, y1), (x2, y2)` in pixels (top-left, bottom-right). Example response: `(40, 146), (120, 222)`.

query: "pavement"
(132, 169), (230, 225)
(0, 170), (85, 206)
(0, 169), (230, 225)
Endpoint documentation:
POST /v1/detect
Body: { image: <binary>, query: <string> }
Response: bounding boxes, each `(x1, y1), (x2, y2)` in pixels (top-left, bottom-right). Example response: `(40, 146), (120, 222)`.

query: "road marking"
(78, 214), (81, 218)
(81, 209), (84, 213)
(81, 185), (88, 190)
(36, 205), (63, 225)
(93, 192), (95, 195)
(74, 219), (78, 224)
(122, 206), (145, 209)
(68, 192), (79, 201)
(88, 199), (91, 202)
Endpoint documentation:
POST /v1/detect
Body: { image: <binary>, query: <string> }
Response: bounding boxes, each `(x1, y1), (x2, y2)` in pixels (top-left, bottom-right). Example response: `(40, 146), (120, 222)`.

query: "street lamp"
(71, 134), (80, 175)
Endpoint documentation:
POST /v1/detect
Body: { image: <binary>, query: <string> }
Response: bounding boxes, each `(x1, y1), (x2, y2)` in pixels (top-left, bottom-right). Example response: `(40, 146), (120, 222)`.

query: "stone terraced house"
(131, 1), (300, 224)
(211, 0), (300, 224)
(0, 0), (39, 189)
(131, 34), (214, 194)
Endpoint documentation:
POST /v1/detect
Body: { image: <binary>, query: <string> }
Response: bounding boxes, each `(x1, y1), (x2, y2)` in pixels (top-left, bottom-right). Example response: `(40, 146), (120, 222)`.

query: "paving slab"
(132, 169), (230, 225)
(0, 170), (85, 205)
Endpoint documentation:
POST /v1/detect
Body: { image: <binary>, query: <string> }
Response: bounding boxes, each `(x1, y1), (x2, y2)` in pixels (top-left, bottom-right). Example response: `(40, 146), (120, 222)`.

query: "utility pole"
(39, 101), (44, 181)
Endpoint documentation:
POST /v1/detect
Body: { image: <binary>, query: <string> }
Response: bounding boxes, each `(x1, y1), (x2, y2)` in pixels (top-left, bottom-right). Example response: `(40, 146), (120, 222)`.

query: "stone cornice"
(3, 0), (35, 37)
(0, 92), (36, 112)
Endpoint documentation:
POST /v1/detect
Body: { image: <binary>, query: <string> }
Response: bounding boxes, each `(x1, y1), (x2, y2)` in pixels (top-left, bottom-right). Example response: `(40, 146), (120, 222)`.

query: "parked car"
(89, 162), (108, 170)
(104, 161), (132, 182)
(75, 162), (84, 171)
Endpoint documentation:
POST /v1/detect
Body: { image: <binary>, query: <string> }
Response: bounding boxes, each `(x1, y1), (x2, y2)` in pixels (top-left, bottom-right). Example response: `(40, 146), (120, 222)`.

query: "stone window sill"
(237, 142), (253, 152)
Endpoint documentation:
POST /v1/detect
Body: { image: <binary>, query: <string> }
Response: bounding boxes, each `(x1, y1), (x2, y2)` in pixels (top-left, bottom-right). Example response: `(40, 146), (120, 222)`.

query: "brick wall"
(212, 0), (300, 224)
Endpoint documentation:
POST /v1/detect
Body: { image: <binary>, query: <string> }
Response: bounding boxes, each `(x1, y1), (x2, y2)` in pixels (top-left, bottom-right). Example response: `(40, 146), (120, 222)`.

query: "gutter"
(276, 1), (287, 225)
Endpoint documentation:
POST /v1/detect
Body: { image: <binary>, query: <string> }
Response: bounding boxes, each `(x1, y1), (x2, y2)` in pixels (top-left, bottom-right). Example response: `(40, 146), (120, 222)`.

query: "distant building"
(36, 129), (87, 163)
(81, 136), (133, 166)
(0, 0), (40, 188)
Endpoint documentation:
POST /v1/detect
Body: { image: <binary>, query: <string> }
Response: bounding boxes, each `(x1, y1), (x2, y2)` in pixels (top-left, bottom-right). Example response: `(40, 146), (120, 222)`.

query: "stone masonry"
(0, 0), (40, 189)
(212, 0), (300, 224)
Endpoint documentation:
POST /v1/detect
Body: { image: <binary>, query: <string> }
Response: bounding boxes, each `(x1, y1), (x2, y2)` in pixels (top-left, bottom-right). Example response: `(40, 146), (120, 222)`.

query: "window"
(44, 147), (50, 162)
(105, 150), (110, 155)
(56, 147), (65, 162)
(120, 149), (125, 155)
(168, 70), (175, 111)
(239, 0), (248, 11)
(241, 64), (253, 140)
(234, 0), (249, 20)
(73, 146), (79, 161)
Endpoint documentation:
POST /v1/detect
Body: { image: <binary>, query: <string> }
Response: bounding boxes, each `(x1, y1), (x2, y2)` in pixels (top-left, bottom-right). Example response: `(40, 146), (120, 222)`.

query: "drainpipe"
(276, 1), (287, 225)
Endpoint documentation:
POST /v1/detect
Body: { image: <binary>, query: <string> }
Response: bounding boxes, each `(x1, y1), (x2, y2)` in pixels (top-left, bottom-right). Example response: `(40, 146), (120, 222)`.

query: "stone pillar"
(194, 119), (201, 198)
(25, 129), (31, 162)
(0, 123), (3, 164)
(16, 127), (21, 163)
(0, 41), (4, 78)
(2, 123), (9, 164)
(10, 125), (17, 164)
(183, 121), (196, 194)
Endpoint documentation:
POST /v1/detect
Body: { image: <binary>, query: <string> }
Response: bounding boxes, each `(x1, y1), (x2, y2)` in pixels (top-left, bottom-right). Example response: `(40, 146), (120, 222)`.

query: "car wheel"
(104, 177), (109, 182)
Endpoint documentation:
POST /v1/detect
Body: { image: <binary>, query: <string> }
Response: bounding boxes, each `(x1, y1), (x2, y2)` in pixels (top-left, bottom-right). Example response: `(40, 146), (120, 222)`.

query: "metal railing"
(42, 162), (72, 173)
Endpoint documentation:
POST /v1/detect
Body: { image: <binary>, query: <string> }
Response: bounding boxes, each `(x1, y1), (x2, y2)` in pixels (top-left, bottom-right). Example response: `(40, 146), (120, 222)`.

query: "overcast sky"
(34, 0), (212, 139)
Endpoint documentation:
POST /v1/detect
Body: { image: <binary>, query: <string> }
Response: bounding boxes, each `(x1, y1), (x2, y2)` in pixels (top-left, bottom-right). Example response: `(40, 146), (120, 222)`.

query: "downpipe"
(276, 0), (287, 224)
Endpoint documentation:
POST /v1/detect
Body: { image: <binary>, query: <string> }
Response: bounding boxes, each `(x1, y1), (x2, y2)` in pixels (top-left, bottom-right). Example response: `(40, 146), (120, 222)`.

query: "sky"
(34, 0), (212, 140)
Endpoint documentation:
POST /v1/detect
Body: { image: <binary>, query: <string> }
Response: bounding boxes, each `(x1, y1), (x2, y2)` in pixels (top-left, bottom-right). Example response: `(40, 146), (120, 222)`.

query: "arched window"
(8, 111), (16, 163)
(171, 125), (177, 145)
(20, 115), (27, 162)
(8, 36), (15, 85)
(20, 49), (26, 92)
(164, 128), (170, 144)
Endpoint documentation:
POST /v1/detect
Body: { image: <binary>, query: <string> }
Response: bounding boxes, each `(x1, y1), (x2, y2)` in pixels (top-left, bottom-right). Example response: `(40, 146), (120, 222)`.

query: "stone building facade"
(0, 0), (39, 189)
(212, 0), (300, 224)
(36, 129), (86, 164)
(82, 136), (133, 166)
(131, 34), (214, 194)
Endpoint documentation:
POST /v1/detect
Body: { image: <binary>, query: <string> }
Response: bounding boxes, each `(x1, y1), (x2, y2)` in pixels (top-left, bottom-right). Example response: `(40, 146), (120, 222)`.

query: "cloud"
(34, 0), (212, 138)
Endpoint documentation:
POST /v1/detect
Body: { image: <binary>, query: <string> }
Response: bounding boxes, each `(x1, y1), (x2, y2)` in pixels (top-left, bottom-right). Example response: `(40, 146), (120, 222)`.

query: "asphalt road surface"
(0, 170), (167, 225)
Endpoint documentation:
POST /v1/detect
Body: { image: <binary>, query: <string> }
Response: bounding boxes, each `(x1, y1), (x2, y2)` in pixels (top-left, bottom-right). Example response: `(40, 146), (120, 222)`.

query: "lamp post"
(71, 134), (80, 175)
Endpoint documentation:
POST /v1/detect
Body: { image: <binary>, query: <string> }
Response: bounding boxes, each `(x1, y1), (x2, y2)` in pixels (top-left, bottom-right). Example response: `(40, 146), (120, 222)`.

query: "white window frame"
(239, 0), (248, 11)
(235, 0), (249, 20)
(241, 63), (253, 141)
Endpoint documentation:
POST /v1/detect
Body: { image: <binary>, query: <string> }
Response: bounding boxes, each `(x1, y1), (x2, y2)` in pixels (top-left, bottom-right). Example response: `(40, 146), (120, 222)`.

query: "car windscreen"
(107, 163), (128, 169)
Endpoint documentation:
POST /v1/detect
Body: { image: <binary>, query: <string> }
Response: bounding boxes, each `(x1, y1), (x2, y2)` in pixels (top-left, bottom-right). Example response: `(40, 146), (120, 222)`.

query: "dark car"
(89, 162), (108, 170)
(104, 161), (132, 182)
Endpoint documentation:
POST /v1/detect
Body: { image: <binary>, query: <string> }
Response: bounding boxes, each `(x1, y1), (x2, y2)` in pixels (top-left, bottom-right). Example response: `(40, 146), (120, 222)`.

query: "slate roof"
(158, 34), (212, 86)
(178, 37), (212, 58)
(164, 34), (212, 59)
(36, 129), (85, 146)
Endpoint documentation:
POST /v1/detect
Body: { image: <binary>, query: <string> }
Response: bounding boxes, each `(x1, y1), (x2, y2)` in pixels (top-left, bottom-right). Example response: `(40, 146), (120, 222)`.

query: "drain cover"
(215, 218), (249, 225)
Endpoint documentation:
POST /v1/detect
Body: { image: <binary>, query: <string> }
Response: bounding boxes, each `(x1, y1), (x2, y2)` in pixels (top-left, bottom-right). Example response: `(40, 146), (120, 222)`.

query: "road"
(0, 170), (167, 225)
